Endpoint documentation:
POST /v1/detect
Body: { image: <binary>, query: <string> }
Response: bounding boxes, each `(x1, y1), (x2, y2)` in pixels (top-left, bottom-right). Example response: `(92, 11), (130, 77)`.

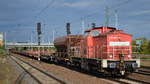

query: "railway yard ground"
(9, 53), (150, 84)
(0, 49), (14, 84)
(141, 59), (150, 67)
(0, 49), (150, 84)
(0, 49), (39, 84)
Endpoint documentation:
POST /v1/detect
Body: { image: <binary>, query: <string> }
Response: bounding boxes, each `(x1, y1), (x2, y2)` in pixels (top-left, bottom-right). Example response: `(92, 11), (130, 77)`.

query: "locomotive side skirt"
(70, 57), (140, 75)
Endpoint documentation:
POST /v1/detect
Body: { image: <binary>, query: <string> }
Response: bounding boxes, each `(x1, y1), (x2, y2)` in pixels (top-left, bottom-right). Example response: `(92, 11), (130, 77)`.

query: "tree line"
(132, 38), (150, 55)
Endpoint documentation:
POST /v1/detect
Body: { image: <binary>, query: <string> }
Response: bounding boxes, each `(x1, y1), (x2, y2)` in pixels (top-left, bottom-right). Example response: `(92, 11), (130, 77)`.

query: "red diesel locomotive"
(54, 26), (140, 76)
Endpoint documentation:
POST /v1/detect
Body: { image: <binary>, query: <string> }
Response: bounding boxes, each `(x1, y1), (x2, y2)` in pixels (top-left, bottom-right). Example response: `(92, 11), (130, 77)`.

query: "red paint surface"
(81, 27), (132, 60)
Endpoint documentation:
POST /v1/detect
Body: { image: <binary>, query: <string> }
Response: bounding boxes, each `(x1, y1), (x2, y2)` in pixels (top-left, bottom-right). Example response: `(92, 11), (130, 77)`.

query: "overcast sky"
(0, 0), (150, 43)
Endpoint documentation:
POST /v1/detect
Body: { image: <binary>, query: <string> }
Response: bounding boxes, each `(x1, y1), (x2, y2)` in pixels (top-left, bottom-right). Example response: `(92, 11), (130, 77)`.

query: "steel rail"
(10, 55), (70, 84)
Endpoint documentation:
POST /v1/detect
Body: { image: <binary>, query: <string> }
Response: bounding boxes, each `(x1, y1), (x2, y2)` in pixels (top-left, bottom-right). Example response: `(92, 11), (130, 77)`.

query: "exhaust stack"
(66, 23), (71, 35)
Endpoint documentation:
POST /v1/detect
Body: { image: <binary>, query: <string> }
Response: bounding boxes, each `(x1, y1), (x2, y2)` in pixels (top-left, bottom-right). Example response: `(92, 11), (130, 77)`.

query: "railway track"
(124, 77), (149, 84)
(11, 54), (150, 84)
(111, 78), (144, 84)
(9, 55), (70, 84)
(135, 69), (150, 76)
(89, 73), (146, 84)
(117, 67), (150, 84)
(132, 66), (150, 76)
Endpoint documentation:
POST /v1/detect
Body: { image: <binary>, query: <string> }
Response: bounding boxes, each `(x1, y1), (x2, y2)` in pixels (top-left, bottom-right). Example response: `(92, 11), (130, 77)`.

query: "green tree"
(147, 41), (150, 54)
(140, 38), (149, 54)
(132, 40), (137, 53)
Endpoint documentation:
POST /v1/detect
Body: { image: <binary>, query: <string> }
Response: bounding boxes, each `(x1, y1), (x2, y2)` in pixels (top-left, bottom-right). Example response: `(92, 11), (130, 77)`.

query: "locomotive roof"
(96, 30), (132, 37)
(85, 26), (116, 32)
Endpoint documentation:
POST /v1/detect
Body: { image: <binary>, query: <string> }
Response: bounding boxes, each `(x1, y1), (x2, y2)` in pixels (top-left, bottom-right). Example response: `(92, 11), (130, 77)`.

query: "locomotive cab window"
(91, 30), (100, 37)
(84, 32), (90, 37)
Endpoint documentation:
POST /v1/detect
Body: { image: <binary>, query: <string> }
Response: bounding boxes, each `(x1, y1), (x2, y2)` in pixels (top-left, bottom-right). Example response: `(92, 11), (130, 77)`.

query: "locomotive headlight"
(132, 63), (138, 68)
(109, 63), (116, 68)
(109, 55), (113, 58)
(128, 55), (131, 58)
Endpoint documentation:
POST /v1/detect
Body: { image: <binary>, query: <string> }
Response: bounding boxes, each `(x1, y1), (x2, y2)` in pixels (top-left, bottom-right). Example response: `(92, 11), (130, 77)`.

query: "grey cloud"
(130, 10), (150, 16)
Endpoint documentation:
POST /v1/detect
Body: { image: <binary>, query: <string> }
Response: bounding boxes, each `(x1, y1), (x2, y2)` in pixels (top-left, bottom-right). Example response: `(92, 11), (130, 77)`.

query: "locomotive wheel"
(81, 62), (90, 71)
(66, 61), (71, 66)
(54, 59), (58, 64)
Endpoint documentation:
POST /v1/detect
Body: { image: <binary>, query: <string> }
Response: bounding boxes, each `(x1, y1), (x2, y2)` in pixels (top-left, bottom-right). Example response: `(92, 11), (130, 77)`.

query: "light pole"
(4, 32), (7, 49)
(30, 31), (34, 51)
(52, 30), (55, 42)
(82, 20), (85, 34)
(37, 22), (42, 63)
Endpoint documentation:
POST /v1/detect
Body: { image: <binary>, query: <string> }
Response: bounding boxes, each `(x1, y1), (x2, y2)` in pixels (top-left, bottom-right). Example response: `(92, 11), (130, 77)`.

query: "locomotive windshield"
(91, 30), (100, 36)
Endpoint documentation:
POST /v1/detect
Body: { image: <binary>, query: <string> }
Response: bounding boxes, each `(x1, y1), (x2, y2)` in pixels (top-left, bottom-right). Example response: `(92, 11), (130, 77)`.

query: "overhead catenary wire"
(103, 0), (134, 28)
(35, 0), (134, 41)
(59, 0), (134, 29)
(34, 0), (102, 35)
(37, 0), (132, 35)
(32, 0), (55, 43)
(37, 0), (55, 16)
(34, 0), (55, 23)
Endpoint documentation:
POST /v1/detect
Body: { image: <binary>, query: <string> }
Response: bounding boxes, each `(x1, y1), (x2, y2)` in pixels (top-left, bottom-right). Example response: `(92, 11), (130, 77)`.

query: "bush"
(0, 47), (6, 57)
(140, 56), (150, 59)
